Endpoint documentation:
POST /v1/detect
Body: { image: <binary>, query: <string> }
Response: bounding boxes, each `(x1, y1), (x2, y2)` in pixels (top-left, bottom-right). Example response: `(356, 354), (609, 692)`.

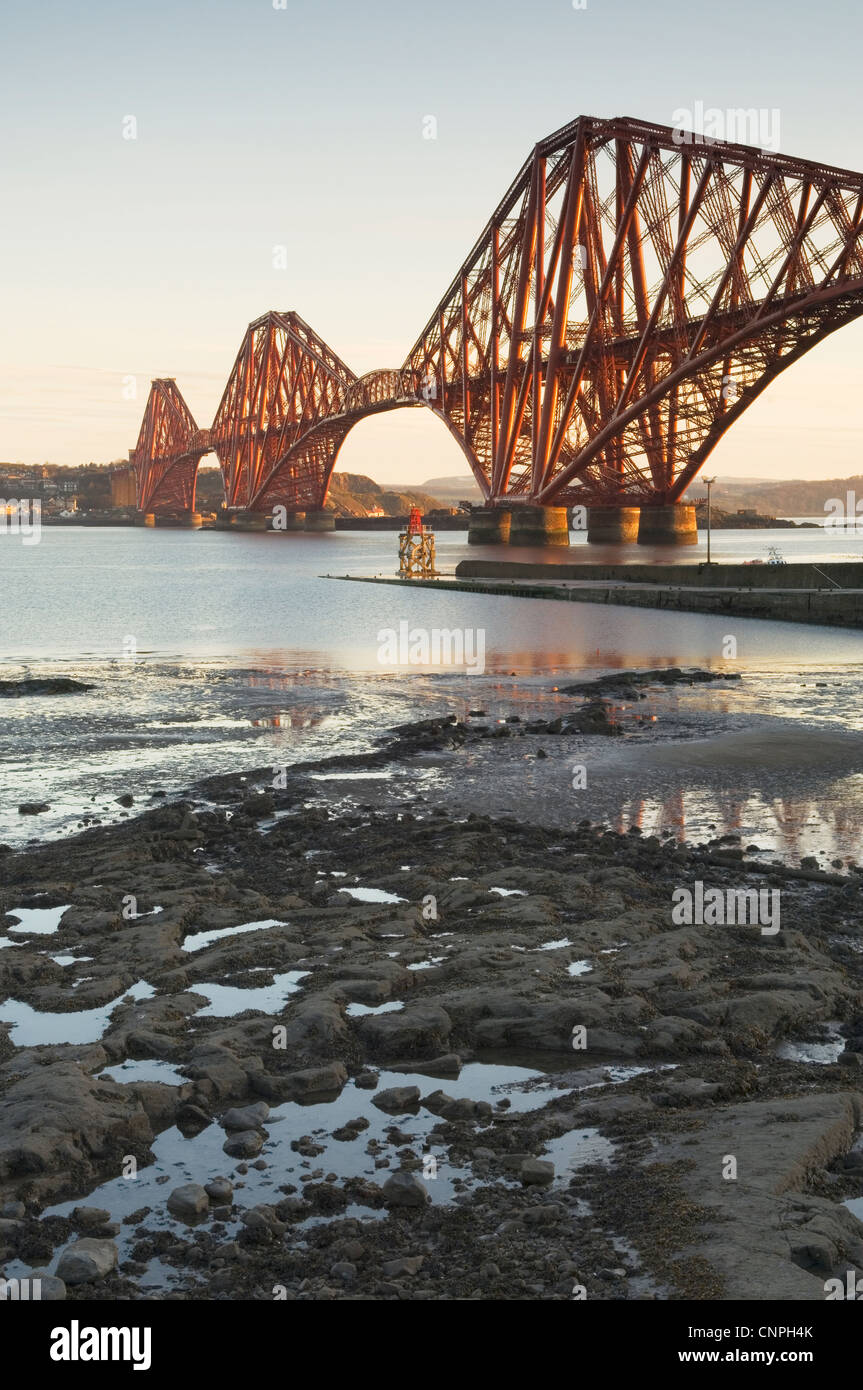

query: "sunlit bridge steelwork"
(129, 115), (863, 524)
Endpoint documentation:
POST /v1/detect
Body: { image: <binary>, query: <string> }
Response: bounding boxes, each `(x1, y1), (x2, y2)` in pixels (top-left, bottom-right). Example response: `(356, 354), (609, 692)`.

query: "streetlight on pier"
(702, 476), (716, 565)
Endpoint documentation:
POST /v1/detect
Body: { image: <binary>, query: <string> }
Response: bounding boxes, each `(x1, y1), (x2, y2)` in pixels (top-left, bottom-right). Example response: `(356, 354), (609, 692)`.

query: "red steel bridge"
(129, 114), (863, 520)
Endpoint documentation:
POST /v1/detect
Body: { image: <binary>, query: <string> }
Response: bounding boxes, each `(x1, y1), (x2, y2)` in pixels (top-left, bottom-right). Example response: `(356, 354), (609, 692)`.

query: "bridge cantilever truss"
(131, 378), (209, 513)
(130, 115), (863, 516)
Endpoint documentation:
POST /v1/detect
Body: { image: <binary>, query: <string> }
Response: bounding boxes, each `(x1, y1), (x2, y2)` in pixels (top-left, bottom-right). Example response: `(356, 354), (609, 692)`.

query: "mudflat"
(1, 672), (862, 1301)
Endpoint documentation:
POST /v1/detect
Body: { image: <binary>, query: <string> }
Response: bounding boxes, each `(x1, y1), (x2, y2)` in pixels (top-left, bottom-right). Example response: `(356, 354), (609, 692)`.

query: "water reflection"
(611, 786), (863, 863)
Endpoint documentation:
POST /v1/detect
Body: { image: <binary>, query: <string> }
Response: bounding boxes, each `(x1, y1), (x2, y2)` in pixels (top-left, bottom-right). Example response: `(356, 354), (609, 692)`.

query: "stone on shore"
(55, 1238), (118, 1285)
(220, 1101), (270, 1132)
(166, 1184), (210, 1220)
(382, 1171), (431, 1208)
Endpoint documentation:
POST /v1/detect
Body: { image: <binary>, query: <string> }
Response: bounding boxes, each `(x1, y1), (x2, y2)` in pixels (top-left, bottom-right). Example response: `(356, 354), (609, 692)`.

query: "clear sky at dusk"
(1, 0), (861, 484)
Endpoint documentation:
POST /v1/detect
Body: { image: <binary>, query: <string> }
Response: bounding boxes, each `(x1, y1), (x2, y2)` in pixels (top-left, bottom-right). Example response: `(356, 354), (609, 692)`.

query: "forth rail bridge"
(119, 114), (863, 548)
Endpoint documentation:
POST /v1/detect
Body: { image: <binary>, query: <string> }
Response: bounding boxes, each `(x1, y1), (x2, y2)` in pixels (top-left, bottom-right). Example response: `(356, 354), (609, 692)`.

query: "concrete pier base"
(305, 509), (336, 532)
(637, 504), (698, 546)
(508, 505), (570, 547)
(232, 513), (271, 531)
(587, 506), (641, 544)
(468, 508), (512, 545)
(279, 512), (306, 531)
(140, 512), (202, 528)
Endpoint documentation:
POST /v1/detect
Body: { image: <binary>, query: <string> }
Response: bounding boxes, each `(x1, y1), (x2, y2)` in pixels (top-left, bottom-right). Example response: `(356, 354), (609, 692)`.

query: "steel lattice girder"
(209, 311), (360, 512)
(403, 115), (863, 506)
(131, 379), (208, 512)
(130, 116), (863, 514)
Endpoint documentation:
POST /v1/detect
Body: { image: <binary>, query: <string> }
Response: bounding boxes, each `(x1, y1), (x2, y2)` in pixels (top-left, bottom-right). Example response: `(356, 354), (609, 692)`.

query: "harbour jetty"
(336, 560), (863, 630)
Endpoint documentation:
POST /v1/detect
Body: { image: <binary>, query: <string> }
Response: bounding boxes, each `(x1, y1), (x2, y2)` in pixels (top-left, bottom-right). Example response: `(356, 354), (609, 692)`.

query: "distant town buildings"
(0, 461), (120, 519)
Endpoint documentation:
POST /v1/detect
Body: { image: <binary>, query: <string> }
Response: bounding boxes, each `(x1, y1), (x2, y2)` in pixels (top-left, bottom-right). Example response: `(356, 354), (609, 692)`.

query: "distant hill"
(402, 474), (483, 504)
(327, 472), (445, 518)
(684, 474), (863, 517)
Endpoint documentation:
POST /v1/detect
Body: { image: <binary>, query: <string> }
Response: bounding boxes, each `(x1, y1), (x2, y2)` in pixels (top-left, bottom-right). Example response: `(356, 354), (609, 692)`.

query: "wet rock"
(166, 1184), (210, 1220)
(172, 1043), (248, 1102)
(523, 1203), (567, 1226)
(406, 1053), (462, 1077)
(278, 998), (350, 1060)
(176, 1102), (212, 1132)
(372, 1086), (421, 1113)
(17, 803), (50, 815)
(241, 1205), (284, 1236)
(302, 1182), (349, 1213)
(439, 1097), (491, 1123)
(420, 1089), (457, 1115)
(354, 1071), (379, 1090)
(224, 1130), (264, 1159)
(789, 1235), (836, 1273)
(71, 1206), (112, 1230)
(221, 1101), (270, 1132)
(563, 700), (622, 736)
(497, 1152), (534, 1171)
(0, 677), (93, 697)
(292, 1134), (327, 1159)
(255, 1061), (347, 1101)
(381, 1255), (425, 1276)
(653, 1077), (722, 1107)
(355, 1002), (452, 1058)
(0, 1201), (25, 1220)
(382, 1171), (431, 1208)
(520, 1158), (554, 1185)
(29, 1272), (66, 1300)
(338, 1239), (366, 1262)
(0, 1060), (152, 1199)
(55, 1238), (118, 1285)
(275, 1196), (308, 1220)
(332, 1117), (370, 1141)
(205, 1177), (234, 1203)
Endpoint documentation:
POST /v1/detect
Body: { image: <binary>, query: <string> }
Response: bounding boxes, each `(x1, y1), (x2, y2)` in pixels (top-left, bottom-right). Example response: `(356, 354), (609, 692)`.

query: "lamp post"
(703, 476), (716, 565)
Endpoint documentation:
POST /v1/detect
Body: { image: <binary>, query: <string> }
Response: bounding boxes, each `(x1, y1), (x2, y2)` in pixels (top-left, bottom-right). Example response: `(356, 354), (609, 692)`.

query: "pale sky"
(1, 0), (862, 485)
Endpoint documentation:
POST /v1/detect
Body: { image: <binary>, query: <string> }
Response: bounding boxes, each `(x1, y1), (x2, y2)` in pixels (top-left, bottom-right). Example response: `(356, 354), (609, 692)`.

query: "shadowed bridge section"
(129, 115), (863, 536)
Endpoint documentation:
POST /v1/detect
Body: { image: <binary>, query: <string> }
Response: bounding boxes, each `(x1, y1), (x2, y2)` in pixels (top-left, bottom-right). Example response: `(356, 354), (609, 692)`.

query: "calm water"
(1, 526), (862, 854)
(3, 524), (863, 666)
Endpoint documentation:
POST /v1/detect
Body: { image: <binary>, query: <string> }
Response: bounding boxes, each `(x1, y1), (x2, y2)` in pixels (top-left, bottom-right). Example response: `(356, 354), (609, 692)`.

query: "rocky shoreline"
(1, 670), (863, 1302)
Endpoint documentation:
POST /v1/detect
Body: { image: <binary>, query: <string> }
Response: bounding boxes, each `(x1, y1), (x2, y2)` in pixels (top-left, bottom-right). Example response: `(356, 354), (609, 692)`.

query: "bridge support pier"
(305, 509), (336, 532)
(468, 508), (512, 544)
(139, 512), (202, 528)
(230, 512), (270, 531)
(508, 505), (570, 547)
(586, 506), (641, 544)
(637, 504), (698, 546)
(278, 512), (306, 531)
